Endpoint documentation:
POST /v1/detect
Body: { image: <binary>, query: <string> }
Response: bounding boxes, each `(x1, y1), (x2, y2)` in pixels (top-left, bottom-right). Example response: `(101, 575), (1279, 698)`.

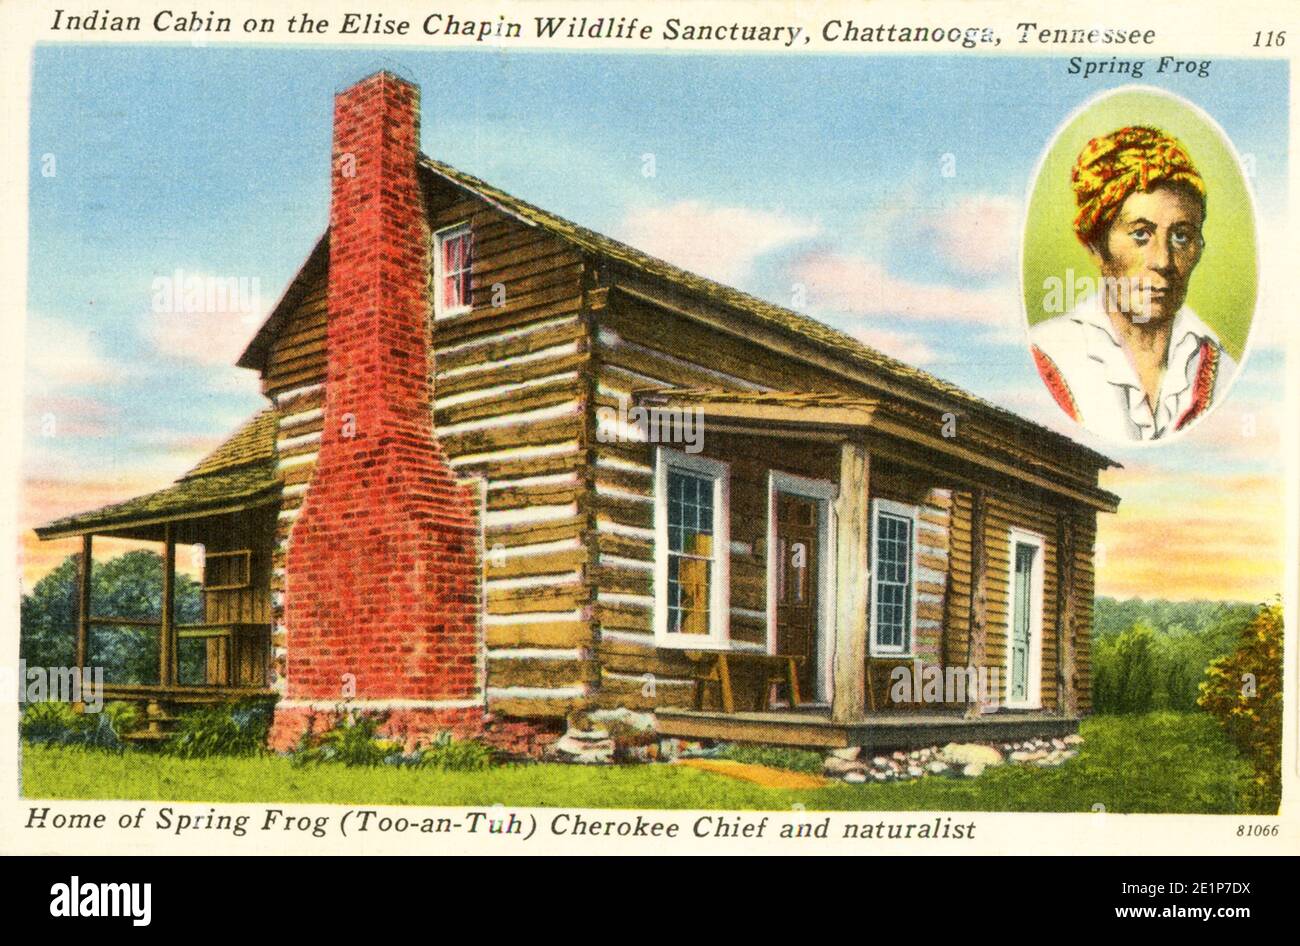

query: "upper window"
(870, 499), (918, 655)
(654, 449), (730, 647)
(435, 223), (473, 319)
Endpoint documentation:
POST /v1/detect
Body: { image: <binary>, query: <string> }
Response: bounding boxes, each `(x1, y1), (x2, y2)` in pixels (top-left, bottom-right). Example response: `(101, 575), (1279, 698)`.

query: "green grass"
(21, 712), (1256, 813)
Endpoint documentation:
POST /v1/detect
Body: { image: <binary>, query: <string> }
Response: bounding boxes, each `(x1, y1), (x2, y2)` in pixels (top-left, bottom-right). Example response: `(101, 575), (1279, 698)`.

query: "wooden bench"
(686, 651), (804, 714)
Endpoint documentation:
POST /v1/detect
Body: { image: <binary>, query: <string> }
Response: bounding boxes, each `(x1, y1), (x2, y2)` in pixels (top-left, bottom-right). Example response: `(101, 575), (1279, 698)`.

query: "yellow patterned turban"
(1071, 126), (1206, 248)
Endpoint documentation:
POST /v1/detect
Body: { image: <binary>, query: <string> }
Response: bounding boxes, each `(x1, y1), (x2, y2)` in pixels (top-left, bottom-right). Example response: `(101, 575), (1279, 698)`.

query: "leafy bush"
(163, 699), (274, 759)
(21, 701), (91, 745)
(291, 712), (398, 768)
(410, 732), (493, 771)
(99, 701), (142, 737)
(1198, 602), (1283, 814)
(20, 700), (132, 750)
(1091, 599), (1250, 714)
(291, 714), (494, 771)
(1092, 624), (1157, 713)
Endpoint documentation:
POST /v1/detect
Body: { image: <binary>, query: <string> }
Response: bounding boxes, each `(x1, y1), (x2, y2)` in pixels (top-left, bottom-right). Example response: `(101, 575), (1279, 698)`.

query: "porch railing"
(87, 617), (271, 688)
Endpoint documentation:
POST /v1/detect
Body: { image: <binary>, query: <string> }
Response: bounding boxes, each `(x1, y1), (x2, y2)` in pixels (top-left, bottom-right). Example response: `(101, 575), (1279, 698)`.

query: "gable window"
(870, 499), (918, 656)
(434, 223), (473, 319)
(654, 449), (730, 647)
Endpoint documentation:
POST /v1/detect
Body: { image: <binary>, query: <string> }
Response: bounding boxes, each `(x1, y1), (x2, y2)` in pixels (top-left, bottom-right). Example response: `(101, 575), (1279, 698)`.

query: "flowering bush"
(1197, 601), (1283, 814)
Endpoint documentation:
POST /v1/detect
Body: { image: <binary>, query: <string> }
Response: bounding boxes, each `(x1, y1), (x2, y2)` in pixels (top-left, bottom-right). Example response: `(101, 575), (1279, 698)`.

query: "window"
(870, 499), (917, 655)
(435, 223), (473, 318)
(654, 449), (729, 647)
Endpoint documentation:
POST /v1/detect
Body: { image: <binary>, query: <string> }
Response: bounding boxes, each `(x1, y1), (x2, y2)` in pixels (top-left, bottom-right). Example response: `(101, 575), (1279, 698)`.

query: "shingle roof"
(637, 387), (879, 410)
(35, 410), (281, 538)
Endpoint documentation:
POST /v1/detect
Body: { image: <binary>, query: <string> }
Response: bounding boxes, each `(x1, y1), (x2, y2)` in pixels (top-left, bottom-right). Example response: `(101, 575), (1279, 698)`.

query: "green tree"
(20, 550), (203, 686)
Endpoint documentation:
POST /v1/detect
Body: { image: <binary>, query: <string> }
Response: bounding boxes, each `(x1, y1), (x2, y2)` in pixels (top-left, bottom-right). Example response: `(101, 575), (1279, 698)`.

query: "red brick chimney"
(275, 72), (484, 744)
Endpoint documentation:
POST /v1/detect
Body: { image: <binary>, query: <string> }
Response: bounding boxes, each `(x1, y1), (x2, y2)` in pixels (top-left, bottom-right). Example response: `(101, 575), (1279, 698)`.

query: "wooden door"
(1010, 542), (1036, 704)
(775, 493), (820, 697)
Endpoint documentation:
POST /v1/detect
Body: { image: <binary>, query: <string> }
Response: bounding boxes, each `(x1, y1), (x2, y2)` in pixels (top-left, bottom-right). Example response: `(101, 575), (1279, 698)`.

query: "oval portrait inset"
(1022, 87), (1257, 444)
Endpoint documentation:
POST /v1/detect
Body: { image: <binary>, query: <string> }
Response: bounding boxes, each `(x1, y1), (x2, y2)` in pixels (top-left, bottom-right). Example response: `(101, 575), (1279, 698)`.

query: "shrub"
(292, 712), (397, 768)
(20, 700), (134, 750)
(1198, 601), (1283, 814)
(1092, 624), (1157, 713)
(163, 699), (274, 759)
(411, 732), (493, 771)
(99, 701), (142, 737)
(20, 701), (91, 745)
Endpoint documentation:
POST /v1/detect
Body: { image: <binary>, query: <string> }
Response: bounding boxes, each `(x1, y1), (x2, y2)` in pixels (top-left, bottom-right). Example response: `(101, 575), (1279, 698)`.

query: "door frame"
(1004, 527), (1045, 710)
(766, 471), (837, 704)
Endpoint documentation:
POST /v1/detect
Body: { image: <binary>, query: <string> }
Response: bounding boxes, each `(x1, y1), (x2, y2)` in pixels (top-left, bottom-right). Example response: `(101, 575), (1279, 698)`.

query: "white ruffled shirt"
(1030, 295), (1235, 442)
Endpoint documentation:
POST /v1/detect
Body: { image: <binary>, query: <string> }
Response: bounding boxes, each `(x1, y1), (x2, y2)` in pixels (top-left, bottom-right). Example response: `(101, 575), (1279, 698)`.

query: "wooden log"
(966, 487), (988, 717)
(832, 440), (870, 723)
(160, 523), (176, 687)
(1056, 512), (1078, 716)
(75, 534), (92, 679)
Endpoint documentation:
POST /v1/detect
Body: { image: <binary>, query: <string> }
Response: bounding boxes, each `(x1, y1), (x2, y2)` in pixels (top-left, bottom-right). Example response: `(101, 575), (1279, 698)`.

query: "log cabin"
(36, 71), (1119, 752)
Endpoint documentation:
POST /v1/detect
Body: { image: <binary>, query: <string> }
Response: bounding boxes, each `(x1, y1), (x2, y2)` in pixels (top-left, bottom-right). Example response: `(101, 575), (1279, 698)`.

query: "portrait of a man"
(1030, 126), (1237, 442)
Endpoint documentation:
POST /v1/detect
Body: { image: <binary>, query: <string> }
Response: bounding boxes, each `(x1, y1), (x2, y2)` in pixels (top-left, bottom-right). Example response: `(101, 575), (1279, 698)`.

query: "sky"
(22, 45), (1290, 602)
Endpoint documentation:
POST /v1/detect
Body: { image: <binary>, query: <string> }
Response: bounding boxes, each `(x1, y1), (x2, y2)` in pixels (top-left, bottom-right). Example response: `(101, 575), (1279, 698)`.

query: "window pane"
(666, 469), (715, 636)
(873, 511), (913, 651)
(439, 229), (472, 311)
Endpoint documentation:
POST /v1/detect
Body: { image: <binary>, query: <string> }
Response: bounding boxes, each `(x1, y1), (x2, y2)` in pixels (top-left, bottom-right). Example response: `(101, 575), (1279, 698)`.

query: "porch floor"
(99, 684), (278, 706)
(655, 706), (1080, 750)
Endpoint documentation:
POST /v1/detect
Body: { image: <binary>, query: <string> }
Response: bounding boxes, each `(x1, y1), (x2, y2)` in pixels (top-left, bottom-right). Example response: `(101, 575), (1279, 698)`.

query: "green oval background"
(1022, 88), (1256, 361)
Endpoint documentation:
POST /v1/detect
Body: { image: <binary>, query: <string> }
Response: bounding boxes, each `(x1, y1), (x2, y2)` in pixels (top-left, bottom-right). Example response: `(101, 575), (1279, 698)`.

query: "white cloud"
(911, 194), (1022, 278)
(791, 250), (1021, 330)
(616, 200), (820, 285)
(144, 270), (265, 367)
(848, 327), (942, 366)
(25, 317), (123, 389)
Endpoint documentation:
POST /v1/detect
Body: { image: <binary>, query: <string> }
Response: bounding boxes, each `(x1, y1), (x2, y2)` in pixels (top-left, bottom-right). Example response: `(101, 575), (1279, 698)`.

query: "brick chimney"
(276, 72), (484, 740)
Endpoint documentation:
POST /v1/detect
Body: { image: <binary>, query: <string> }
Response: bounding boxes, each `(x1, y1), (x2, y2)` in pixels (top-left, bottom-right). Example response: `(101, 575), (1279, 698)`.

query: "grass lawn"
(21, 711), (1255, 813)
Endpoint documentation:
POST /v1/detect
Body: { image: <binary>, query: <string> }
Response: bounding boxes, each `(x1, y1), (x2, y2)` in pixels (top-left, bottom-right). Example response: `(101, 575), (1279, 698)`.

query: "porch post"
(160, 522), (176, 687)
(1055, 512), (1078, 717)
(965, 487), (988, 718)
(832, 440), (869, 723)
(75, 534), (92, 679)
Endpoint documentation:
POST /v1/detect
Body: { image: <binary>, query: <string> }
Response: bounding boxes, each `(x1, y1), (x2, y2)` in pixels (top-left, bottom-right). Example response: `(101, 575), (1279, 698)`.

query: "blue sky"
(24, 45), (1290, 598)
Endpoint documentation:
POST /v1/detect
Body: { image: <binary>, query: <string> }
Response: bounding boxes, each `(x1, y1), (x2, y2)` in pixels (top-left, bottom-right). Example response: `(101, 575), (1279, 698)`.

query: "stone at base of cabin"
(589, 707), (656, 733)
(547, 722), (616, 764)
(843, 771), (868, 784)
(1064, 734), (1084, 746)
(822, 733), (1080, 783)
(939, 742), (1004, 768)
(824, 755), (868, 777)
(831, 746), (862, 762)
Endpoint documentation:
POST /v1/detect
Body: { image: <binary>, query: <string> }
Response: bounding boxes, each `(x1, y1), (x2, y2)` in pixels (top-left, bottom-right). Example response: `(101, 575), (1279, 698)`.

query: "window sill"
(655, 637), (732, 652)
(434, 306), (473, 322)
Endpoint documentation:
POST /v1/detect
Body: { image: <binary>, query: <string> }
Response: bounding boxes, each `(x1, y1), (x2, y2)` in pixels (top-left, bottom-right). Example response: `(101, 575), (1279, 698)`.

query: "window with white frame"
(870, 499), (918, 655)
(434, 223), (473, 318)
(654, 449), (730, 647)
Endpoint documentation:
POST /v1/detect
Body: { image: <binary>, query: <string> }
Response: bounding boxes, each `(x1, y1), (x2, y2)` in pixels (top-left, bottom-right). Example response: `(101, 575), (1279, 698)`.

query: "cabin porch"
(627, 388), (1117, 738)
(654, 706), (1080, 751)
(33, 414), (282, 738)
